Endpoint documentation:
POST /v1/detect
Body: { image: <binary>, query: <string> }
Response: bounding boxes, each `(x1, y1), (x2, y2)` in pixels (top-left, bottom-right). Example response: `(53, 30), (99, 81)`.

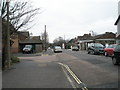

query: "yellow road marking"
(61, 65), (77, 89)
(64, 64), (82, 84)
(42, 54), (48, 56)
(59, 63), (88, 90)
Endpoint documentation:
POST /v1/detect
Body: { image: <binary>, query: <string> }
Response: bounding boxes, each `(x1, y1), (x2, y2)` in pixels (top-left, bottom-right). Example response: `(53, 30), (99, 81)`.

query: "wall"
(11, 35), (19, 53)
(117, 1), (120, 44)
(0, 17), (2, 69)
(35, 44), (43, 53)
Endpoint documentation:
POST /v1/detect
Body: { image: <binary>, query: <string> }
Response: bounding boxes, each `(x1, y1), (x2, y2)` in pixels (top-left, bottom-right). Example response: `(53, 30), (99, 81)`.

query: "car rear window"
(94, 44), (104, 47)
(55, 46), (61, 49)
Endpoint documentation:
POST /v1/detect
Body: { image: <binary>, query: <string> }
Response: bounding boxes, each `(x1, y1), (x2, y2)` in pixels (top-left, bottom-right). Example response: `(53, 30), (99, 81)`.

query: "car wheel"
(91, 50), (95, 55)
(87, 49), (90, 54)
(104, 52), (108, 57)
(112, 57), (119, 65)
(88, 51), (90, 54)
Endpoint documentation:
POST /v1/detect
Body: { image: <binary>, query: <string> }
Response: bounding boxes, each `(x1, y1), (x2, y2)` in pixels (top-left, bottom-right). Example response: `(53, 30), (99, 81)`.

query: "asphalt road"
(2, 49), (120, 89)
(58, 49), (119, 88)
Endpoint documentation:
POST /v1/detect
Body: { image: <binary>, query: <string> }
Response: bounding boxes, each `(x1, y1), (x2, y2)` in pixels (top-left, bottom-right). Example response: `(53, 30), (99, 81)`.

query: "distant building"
(115, 1), (120, 44)
(76, 32), (116, 50)
(77, 34), (94, 50)
(93, 32), (116, 46)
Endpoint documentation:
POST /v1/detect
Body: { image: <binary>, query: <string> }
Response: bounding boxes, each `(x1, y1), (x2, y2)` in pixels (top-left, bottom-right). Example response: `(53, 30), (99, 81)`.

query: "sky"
(25, 0), (119, 43)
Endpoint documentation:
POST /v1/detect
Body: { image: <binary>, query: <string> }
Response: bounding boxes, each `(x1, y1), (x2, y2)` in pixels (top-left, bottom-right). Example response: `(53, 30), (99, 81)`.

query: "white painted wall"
(117, 1), (120, 44)
(118, 1), (120, 15)
(118, 1), (120, 35)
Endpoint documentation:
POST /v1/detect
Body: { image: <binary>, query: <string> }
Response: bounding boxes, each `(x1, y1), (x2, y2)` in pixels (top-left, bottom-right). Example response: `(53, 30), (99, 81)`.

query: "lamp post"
(44, 25), (47, 52)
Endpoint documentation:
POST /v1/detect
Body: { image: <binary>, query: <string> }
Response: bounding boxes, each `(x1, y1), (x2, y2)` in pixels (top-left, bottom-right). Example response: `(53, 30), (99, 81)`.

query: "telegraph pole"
(44, 25), (47, 52)
(6, 0), (11, 69)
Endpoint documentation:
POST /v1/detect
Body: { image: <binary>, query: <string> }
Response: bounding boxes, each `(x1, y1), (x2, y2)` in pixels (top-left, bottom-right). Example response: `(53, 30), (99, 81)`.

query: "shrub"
(11, 56), (20, 63)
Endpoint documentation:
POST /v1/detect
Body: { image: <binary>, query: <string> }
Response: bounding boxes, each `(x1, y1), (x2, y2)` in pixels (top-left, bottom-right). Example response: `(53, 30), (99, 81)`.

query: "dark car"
(112, 44), (120, 65)
(87, 43), (104, 55)
(22, 45), (33, 54)
(72, 46), (79, 51)
(104, 44), (117, 57)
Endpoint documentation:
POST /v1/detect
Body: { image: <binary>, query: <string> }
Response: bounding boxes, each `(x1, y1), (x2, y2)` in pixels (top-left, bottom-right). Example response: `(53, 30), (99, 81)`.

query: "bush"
(11, 56), (20, 63)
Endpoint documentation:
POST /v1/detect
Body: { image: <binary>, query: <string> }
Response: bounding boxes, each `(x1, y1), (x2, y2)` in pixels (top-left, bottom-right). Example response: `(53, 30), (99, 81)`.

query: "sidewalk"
(2, 54), (71, 88)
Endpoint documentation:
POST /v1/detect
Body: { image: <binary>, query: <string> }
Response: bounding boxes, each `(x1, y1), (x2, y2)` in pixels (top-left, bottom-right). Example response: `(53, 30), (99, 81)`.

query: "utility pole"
(44, 25), (47, 52)
(6, 0), (11, 69)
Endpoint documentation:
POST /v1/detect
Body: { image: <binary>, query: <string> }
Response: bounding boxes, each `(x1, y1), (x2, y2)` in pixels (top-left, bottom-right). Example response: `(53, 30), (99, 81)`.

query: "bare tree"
(1, 0), (40, 69)
(2, 0), (40, 34)
(53, 36), (64, 47)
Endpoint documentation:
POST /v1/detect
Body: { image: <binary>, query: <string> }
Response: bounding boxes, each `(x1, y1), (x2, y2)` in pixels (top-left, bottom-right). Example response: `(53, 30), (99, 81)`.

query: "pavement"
(2, 53), (71, 88)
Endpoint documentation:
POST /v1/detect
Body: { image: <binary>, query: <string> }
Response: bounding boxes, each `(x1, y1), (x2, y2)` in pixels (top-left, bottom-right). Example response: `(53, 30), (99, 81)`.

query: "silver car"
(54, 46), (62, 53)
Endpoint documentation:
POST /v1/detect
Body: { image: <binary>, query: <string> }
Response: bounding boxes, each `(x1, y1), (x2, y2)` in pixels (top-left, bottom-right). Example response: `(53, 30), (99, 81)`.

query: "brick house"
(10, 33), (19, 53)
(19, 36), (43, 53)
(10, 31), (30, 53)
(10, 31), (43, 53)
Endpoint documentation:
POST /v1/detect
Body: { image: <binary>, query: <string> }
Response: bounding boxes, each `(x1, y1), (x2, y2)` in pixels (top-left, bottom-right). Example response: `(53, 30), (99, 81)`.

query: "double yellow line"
(59, 63), (88, 90)
(42, 54), (48, 56)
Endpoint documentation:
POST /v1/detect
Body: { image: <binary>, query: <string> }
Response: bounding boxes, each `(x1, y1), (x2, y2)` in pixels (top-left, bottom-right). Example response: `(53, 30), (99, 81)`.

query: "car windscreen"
(73, 47), (78, 49)
(25, 45), (32, 48)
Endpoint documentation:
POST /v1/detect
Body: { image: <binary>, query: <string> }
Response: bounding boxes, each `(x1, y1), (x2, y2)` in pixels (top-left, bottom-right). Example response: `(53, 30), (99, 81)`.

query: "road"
(3, 49), (119, 89)
(60, 49), (119, 88)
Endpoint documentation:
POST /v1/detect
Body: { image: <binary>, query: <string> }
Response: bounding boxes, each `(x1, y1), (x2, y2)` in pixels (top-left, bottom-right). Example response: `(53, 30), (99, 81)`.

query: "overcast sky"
(26, 0), (119, 43)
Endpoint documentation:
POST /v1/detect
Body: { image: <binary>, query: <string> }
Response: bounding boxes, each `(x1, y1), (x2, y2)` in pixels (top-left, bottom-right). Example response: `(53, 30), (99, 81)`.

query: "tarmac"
(2, 53), (72, 88)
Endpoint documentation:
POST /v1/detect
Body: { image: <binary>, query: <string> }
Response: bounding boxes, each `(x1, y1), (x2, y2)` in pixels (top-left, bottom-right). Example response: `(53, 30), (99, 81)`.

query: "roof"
(94, 32), (116, 39)
(116, 35), (120, 39)
(115, 15), (120, 25)
(19, 39), (42, 44)
(18, 31), (30, 37)
(77, 34), (93, 40)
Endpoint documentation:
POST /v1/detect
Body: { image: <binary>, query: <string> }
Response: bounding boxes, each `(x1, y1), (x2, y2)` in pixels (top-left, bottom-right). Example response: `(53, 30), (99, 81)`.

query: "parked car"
(53, 46), (62, 53)
(22, 45), (33, 53)
(47, 47), (51, 50)
(112, 44), (120, 65)
(87, 43), (104, 55)
(72, 46), (79, 51)
(104, 44), (117, 57)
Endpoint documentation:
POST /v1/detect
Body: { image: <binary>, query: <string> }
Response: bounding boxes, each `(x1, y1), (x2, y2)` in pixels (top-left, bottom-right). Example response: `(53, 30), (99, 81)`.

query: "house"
(19, 36), (43, 53)
(93, 32), (116, 46)
(77, 34), (94, 50)
(0, 17), (2, 68)
(10, 31), (30, 53)
(10, 33), (19, 53)
(114, 1), (120, 44)
(76, 32), (116, 50)
(10, 31), (43, 53)
(66, 38), (78, 49)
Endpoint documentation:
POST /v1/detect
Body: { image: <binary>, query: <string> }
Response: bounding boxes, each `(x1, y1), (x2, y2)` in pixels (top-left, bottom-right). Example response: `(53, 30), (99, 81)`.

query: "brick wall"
(35, 44), (43, 53)
(11, 36), (19, 53)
